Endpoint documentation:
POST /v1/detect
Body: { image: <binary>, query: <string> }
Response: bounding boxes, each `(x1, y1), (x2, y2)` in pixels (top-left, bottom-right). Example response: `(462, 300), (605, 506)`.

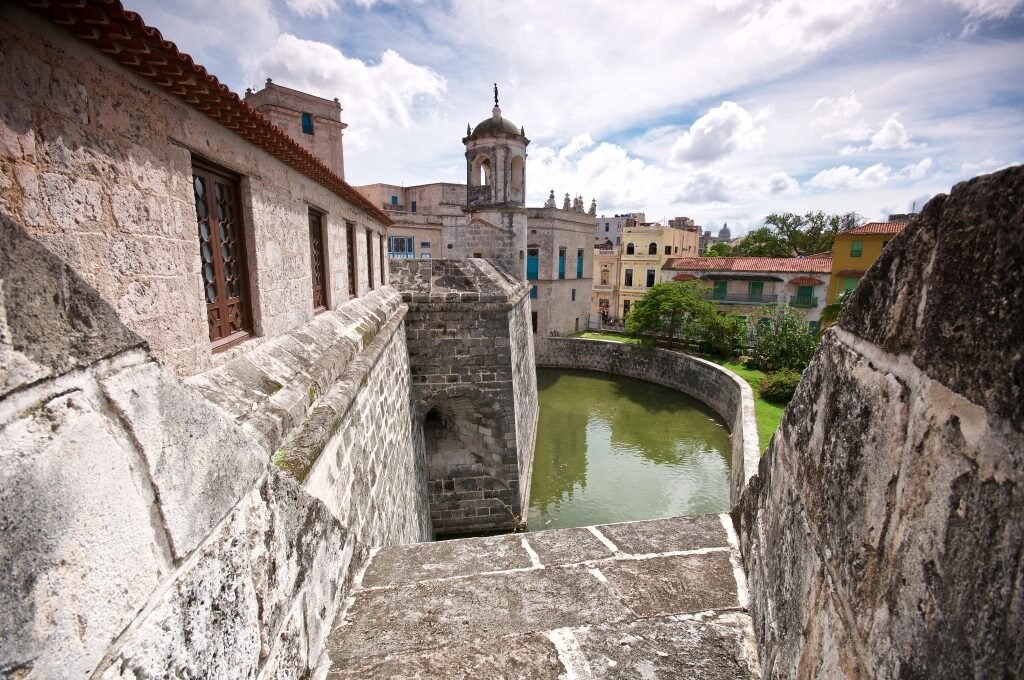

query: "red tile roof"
(839, 221), (908, 236)
(26, 0), (393, 227)
(662, 256), (832, 274)
(671, 273), (698, 282)
(788, 276), (826, 286)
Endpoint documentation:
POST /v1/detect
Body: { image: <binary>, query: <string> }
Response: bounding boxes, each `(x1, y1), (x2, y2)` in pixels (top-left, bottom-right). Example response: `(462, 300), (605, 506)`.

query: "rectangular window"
(420, 241), (431, 249)
(301, 112), (314, 135)
(308, 208), (327, 312)
(646, 269), (655, 287)
(530, 285), (538, 299)
(391, 195), (399, 206)
(623, 300), (631, 316)
(346, 221), (357, 298)
(379, 234), (386, 287)
(843, 277), (860, 292)
(713, 280), (727, 300)
(571, 288), (576, 301)
(558, 247), (566, 279)
(531, 311), (538, 334)
(664, 245), (671, 255)
(749, 281), (764, 301)
(808, 320), (820, 334)
(411, 200), (417, 213)
(851, 240), (863, 257)
(605, 225), (609, 232)
(192, 160), (252, 348)
(389, 236), (414, 257)
(527, 248), (539, 280)
(624, 268), (633, 287)
(576, 248), (584, 278)
(366, 229), (375, 290)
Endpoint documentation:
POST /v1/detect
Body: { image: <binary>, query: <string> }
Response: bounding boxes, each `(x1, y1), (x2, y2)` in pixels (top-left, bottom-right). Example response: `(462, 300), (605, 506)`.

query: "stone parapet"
(734, 167), (1024, 676)
(534, 337), (759, 507)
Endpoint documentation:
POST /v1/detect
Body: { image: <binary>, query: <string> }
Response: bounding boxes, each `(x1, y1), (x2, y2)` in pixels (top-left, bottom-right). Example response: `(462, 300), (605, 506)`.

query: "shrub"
(748, 304), (818, 371)
(759, 369), (803, 404)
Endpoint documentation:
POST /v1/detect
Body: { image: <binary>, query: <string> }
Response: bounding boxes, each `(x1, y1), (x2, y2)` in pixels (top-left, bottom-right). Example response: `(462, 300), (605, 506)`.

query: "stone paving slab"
(326, 632), (563, 679)
(597, 552), (738, 618)
(359, 532), (531, 588)
(329, 563), (631, 663)
(326, 513), (758, 677)
(595, 514), (729, 555)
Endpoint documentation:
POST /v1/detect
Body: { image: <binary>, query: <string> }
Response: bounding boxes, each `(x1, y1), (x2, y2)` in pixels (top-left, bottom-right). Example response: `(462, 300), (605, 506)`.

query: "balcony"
(789, 295), (818, 308)
(705, 292), (779, 304)
(388, 251), (416, 259)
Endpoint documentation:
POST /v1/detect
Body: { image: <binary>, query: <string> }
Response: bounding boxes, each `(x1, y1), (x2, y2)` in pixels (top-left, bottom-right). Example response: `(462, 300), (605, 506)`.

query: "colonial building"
(615, 222), (701, 319)
(355, 96), (594, 337)
(594, 211), (645, 246)
(662, 255), (833, 331)
(827, 220), (909, 303)
(592, 244), (621, 320)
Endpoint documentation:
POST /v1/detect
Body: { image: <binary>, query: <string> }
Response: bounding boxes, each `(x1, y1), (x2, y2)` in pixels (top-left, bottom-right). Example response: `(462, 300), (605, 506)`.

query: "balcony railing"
(705, 292), (779, 304)
(789, 295), (818, 308)
(389, 251), (416, 259)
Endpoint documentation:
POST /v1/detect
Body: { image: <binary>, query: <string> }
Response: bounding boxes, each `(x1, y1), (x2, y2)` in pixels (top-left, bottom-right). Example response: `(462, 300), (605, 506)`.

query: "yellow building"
(616, 223), (699, 319)
(827, 221), (908, 303)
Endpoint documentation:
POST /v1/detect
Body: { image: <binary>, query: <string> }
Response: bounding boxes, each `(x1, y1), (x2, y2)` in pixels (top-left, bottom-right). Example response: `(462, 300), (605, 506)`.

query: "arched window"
(626, 242), (635, 255)
(648, 242), (658, 255)
(470, 154), (491, 186)
(510, 155), (524, 189)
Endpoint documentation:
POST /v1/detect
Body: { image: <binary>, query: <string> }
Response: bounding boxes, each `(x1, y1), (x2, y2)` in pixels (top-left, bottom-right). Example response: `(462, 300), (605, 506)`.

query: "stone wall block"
(101, 360), (268, 559)
(0, 383), (168, 679)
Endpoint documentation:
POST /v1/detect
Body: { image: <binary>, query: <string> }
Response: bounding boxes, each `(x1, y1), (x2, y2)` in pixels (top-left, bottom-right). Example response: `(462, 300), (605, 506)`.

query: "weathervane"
(493, 83), (499, 107)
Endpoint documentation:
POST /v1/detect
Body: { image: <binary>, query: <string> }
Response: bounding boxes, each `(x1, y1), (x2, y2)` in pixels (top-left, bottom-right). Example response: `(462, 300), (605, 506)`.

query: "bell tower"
(458, 85), (530, 279)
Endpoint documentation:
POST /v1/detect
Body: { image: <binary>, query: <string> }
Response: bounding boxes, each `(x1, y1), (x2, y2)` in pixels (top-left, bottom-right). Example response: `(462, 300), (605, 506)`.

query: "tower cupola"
(463, 84), (529, 209)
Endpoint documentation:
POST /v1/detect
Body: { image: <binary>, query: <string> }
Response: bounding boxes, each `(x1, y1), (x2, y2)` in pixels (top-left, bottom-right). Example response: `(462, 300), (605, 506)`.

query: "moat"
(528, 368), (732, 531)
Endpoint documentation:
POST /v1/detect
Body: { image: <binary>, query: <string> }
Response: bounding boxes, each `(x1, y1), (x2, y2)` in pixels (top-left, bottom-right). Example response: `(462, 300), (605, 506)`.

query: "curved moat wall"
(534, 337), (759, 506)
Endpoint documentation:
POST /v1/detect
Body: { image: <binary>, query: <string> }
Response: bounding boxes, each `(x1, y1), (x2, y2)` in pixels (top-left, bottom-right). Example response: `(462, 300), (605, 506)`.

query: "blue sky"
(127, 0), (1024, 234)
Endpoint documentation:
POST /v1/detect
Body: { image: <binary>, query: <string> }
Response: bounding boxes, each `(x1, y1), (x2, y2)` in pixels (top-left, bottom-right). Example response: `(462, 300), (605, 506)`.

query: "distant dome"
(467, 105), (525, 140)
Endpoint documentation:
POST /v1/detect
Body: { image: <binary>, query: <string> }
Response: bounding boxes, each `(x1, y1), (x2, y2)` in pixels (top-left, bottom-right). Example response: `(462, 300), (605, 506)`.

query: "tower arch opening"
(470, 154), (492, 187)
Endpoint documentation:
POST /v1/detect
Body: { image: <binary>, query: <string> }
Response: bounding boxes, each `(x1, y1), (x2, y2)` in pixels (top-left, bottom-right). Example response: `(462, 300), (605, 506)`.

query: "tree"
(764, 211), (864, 256)
(704, 242), (734, 257)
(747, 304), (818, 371)
(731, 227), (791, 257)
(702, 312), (747, 358)
(626, 281), (714, 345)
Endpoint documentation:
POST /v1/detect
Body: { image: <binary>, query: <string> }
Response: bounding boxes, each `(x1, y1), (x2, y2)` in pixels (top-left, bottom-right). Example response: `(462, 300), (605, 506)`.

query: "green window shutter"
(713, 280), (727, 300)
(797, 285), (813, 298)
(749, 281), (764, 300)
(851, 240), (863, 257)
(843, 277), (859, 292)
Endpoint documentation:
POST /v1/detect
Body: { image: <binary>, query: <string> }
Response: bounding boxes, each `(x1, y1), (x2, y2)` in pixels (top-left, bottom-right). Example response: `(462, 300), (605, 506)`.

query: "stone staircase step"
(325, 513), (759, 678)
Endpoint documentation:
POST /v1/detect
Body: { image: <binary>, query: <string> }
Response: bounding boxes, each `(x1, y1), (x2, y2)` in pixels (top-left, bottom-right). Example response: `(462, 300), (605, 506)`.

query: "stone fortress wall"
(534, 338), (760, 505)
(392, 259), (538, 536)
(0, 7), (389, 379)
(734, 168), (1024, 677)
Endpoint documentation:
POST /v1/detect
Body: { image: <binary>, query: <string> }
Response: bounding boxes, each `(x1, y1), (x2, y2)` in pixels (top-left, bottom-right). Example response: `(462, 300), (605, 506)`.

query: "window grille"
(192, 161), (251, 347)
(346, 221), (357, 297)
(366, 228), (375, 290)
(309, 208), (327, 311)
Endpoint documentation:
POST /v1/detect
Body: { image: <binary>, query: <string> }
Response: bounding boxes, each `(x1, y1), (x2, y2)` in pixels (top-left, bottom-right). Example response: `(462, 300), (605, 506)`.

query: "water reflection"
(528, 369), (732, 531)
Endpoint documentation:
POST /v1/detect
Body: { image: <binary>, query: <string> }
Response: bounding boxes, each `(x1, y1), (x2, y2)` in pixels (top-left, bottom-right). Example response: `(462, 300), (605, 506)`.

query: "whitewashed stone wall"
(0, 6), (387, 378)
(1, 216), (429, 678)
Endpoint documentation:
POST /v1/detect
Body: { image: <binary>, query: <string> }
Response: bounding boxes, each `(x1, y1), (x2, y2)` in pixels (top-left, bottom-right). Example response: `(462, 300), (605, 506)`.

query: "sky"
(126, 0), (1024, 235)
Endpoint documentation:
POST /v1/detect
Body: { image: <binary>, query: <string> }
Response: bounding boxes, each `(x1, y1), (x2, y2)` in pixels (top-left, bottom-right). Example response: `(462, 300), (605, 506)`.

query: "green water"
(527, 368), (732, 531)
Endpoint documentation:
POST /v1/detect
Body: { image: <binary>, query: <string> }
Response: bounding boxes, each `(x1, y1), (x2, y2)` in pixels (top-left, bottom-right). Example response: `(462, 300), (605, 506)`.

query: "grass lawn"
(704, 358), (784, 452)
(564, 333), (783, 452)
(574, 331), (639, 344)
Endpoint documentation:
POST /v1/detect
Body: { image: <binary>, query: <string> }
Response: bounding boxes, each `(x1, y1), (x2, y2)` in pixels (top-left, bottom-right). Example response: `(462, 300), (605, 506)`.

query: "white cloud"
(900, 157), (933, 180)
(767, 171), (800, 195)
(669, 101), (766, 165)
(250, 35), (446, 137)
(810, 91), (871, 141)
(673, 172), (738, 204)
(840, 113), (919, 154)
(724, 0), (894, 54)
(285, 0), (338, 17)
(808, 163), (893, 189)
(945, 0), (1022, 19)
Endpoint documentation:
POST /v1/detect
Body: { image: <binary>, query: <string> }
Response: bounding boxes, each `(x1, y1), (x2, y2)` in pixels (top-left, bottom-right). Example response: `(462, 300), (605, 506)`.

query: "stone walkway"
(324, 514), (760, 678)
